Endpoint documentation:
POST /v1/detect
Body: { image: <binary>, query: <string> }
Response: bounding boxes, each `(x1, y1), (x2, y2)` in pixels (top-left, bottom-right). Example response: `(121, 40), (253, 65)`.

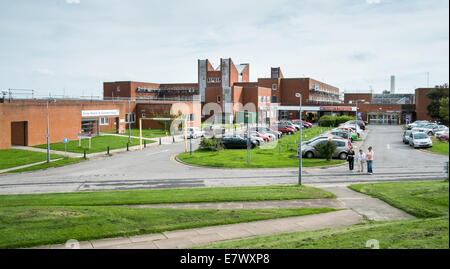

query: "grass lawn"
(0, 184), (336, 248)
(3, 157), (85, 174)
(0, 185), (335, 207)
(426, 138), (449, 155)
(0, 149), (63, 170)
(200, 180), (449, 249)
(178, 127), (346, 168)
(33, 135), (147, 154)
(102, 128), (168, 138)
(349, 180), (449, 218)
(0, 206), (336, 249)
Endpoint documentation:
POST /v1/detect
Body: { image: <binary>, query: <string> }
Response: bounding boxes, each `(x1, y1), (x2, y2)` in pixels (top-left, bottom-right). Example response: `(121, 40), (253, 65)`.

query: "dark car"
(346, 120), (365, 130)
(221, 136), (256, 149)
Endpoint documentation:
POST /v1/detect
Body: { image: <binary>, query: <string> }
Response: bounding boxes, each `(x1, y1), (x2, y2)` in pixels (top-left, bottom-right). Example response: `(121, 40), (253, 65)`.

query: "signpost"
(62, 138), (69, 157)
(296, 93), (302, 185)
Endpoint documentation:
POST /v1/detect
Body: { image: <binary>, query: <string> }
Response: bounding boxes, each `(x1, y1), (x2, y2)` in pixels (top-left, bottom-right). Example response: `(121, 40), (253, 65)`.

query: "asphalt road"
(0, 125), (448, 194)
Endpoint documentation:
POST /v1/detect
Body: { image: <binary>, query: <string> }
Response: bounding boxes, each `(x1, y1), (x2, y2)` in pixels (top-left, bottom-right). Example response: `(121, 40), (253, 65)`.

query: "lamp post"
(296, 93), (302, 185)
(46, 98), (56, 163)
(128, 99), (131, 143)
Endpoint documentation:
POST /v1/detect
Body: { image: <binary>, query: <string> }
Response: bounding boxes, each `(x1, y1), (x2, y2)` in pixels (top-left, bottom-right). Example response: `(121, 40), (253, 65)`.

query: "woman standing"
(356, 148), (366, 173)
(347, 146), (355, 171)
(366, 146), (374, 175)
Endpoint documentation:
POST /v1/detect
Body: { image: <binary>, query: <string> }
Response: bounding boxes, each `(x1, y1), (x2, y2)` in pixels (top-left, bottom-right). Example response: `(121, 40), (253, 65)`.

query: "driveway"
(0, 125), (448, 194)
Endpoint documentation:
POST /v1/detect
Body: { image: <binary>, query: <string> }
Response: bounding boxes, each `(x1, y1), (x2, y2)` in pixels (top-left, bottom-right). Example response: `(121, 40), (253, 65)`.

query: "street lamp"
(296, 93), (302, 185)
(46, 98), (56, 163)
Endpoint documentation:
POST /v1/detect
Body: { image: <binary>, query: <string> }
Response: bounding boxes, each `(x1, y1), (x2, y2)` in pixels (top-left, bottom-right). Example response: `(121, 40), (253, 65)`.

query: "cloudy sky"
(0, 0), (448, 98)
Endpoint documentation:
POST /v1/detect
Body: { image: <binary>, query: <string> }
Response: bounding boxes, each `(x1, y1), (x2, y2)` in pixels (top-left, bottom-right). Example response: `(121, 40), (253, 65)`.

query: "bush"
(318, 115), (355, 127)
(314, 140), (337, 161)
(199, 137), (223, 151)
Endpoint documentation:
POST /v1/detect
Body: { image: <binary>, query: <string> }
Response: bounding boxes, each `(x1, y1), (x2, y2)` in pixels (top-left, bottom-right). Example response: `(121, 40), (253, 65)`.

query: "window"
(99, 117), (109, 126)
(217, 96), (221, 103)
(272, 95), (277, 103)
(208, 77), (221, 83)
(272, 84), (277, 90)
(141, 113), (146, 118)
(184, 114), (195, 122)
(117, 86), (120, 92)
(125, 113), (136, 123)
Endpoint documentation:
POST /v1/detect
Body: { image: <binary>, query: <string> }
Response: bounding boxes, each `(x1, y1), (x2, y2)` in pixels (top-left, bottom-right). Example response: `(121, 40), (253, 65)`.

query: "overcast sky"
(0, 0), (448, 98)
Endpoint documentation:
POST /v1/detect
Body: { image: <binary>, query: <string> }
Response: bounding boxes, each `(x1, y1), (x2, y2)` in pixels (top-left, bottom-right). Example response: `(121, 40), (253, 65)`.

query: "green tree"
(440, 97), (449, 125)
(314, 140), (336, 161)
(426, 88), (449, 121)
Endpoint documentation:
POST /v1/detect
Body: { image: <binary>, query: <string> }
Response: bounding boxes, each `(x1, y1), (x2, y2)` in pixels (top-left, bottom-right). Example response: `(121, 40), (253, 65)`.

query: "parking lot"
(0, 124), (448, 195)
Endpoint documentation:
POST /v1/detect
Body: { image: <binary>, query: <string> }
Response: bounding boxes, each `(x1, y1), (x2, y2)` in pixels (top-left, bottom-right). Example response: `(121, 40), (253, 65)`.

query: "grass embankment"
(33, 135), (147, 154)
(0, 185), (336, 248)
(3, 157), (85, 174)
(178, 127), (346, 168)
(426, 138), (449, 155)
(102, 128), (168, 138)
(201, 180), (449, 249)
(0, 149), (63, 170)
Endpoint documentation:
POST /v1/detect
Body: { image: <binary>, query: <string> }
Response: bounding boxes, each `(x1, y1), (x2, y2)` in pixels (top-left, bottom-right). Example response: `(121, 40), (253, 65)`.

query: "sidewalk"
(0, 158), (63, 174)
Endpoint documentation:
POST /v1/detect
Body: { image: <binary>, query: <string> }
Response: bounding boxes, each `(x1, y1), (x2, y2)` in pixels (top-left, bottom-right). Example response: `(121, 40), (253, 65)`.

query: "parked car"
(292, 119), (313, 128)
(300, 138), (350, 160)
(187, 127), (204, 139)
(203, 125), (226, 137)
(345, 120), (365, 130)
(433, 126), (448, 137)
(248, 133), (265, 146)
(280, 121), (301, 131)
(407, 120), (430, 130)
(221, 135), (257, 149)
(272, 124), (296, 134)
(409, 132), (433, 148)
(251, 127), (282, 138)
(402, 130), (413, 144)
(251, 131), (270, 142)
(340, 124), (363, 137)
(438, 129), (449, 141)
(326, 130), (354, 143)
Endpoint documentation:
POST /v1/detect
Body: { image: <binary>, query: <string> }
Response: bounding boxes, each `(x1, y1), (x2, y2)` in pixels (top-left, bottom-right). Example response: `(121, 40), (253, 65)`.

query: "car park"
(222, 135), (257, 149)
(300, 138), (350, 160)
(280, 121), (301, 131)
(187, 127), (204, 139)
(345, 120), (366, 130)
(326, 130), (354, 143)
(251, 131), (270, 142)
(273, 125), (296, 134)
(292, 119), (313, 128)
(407, 120), (430, 130)
(433, 126), (448, 137)
(251, 127), (282, 138)
(438, 129), (449, 141)
(409, 132), (433, 148)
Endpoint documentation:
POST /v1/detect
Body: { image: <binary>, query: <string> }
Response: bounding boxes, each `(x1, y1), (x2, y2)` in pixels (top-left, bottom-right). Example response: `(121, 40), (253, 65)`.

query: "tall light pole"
(296, 93), (302, 185)
(46, 98), (56, 163)
(128, 99), (131, 143)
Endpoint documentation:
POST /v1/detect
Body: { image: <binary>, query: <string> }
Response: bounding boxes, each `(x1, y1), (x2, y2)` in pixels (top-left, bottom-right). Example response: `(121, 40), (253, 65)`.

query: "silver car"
(409, 132), (433, 148)
(300, 138), (349, 160)
(403, 130), (412, 144)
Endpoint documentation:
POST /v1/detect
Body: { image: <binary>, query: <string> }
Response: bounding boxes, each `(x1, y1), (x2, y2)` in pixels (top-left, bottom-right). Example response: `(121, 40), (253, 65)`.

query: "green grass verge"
(199, 217), (448, 249)
(349, 180), (449, 218)
(0, 149), (63, 170)
(3, 157), (85, 174)
(0, 185), (335, 207)
(178, 127), (346, 168)
(102, 128), (168, 138)
(33, 135), (148, 154)
(200, 180), (450, 249)
(426, 138), (449, 155)
(0, 206), (336, 249)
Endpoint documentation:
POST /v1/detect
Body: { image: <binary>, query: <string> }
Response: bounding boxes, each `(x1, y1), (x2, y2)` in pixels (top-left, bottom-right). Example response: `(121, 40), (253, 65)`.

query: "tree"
(426, 88), (449, 121)
(314, 140), (336, 161)
(440, 97), (449, 125)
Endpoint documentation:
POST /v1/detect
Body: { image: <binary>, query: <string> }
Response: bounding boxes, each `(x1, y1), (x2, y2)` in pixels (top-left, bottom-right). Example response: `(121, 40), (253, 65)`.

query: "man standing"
(367, 146), (374, 175)
(356, 148), (366, 173)
(347, 146), (355, 171)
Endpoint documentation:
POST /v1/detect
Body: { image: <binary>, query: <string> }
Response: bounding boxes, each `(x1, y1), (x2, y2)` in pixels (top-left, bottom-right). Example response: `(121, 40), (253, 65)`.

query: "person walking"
(347, 146), (355, 171)
(356, 148), (366, 173)
(366, 146), (374, 175)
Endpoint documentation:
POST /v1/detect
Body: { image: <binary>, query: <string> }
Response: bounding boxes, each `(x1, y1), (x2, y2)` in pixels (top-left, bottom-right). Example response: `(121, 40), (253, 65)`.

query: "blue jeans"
(367, 160), (373, 173)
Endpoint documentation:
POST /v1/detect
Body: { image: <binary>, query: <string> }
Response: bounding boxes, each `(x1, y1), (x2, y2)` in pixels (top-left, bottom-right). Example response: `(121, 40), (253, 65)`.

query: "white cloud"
(366, 0), (381, 4)
(66, 0), (80, 4)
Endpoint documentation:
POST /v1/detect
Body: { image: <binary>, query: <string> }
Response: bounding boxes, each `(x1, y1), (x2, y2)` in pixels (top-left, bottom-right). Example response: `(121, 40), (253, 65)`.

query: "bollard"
(159, 137), (162, 145)
(107, 146), (110, 155)
(83, 149), (86, 159)
(173, 136), (175, 143)
(144, 140), (146, 148)
(127, 143), (129, 151)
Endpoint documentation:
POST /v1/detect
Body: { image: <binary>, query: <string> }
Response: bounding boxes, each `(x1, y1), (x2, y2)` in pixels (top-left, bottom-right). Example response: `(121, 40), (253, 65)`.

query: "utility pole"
(296, 93), (302, 185)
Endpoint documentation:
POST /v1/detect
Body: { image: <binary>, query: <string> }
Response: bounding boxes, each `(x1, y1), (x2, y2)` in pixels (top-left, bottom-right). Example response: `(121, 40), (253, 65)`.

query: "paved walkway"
(0, 158), (63, 174)
(33, 183), (415, 249)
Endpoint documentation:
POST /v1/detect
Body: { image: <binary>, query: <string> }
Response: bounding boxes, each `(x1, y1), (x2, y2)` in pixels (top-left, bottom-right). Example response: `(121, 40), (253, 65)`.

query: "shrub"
(199, 137), (223, 151)
(318, 115), (355, 127)
(314, 140), (336, 161)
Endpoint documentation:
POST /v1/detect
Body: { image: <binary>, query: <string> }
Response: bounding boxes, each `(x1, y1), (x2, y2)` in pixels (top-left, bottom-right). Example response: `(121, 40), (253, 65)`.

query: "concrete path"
(33, 183), (416, 249)
(311, 182), (416, 221)
(35, 209), (363, 249)
(0, 158), (63, 174)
